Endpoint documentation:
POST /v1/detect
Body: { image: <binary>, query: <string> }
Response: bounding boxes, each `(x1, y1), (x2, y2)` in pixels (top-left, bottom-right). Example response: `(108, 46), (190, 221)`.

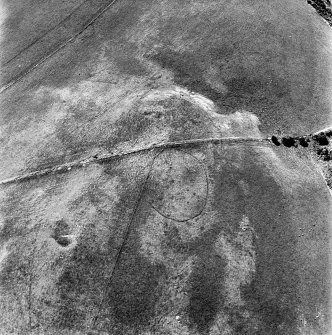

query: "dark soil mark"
(51, 219), (72, 247)
(185, 149), (247, 334)
(244, 151), (300, 335)
(225, 76), (266, 96)
(114, 55), (148, 77)
(188, 256), (225, 334)
(100, 180), (167, 333)
(149, 49), (222, 103)
(106, 250), (165, 328)
(55, 233), (113, 330)
(56, 269), (86, 329)
(150, 48), (291, 114)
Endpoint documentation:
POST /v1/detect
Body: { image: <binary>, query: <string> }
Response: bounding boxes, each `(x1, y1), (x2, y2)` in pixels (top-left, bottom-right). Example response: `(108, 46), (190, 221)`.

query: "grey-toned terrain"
(0, 1), (331, 334)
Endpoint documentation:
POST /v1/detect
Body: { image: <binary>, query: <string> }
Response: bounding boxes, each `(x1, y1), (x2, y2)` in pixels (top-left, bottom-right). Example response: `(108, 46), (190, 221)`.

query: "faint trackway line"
(89, 150), (161, 331)
(0, 137), (271, 186)
(2, 0), (87, 66)
(0, 0), (120, 94)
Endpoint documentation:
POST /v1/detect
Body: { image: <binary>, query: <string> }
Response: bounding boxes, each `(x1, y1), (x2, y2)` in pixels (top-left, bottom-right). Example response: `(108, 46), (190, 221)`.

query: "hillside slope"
(0, 1), (331, 334)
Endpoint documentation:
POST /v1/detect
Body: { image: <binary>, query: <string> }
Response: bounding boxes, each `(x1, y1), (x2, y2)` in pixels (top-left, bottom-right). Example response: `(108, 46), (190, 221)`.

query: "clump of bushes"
(271, 135), (281, 146)
(312, 133), (329, 146)
(281, 136), (297, 148)
(298, 136), (309, 147)
(317, 147), (331, 161)
(270, 129), (331, 148)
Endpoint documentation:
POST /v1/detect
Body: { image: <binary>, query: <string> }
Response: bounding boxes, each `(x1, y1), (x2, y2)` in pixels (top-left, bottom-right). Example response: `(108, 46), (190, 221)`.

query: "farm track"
(0, 137), (272, 186)
(2, 126), (332, 186)
(0, 0), (120, 94)
(0, 0), (331, 188)
(2, 0), (86, 66)
(1, 0), (330, 95)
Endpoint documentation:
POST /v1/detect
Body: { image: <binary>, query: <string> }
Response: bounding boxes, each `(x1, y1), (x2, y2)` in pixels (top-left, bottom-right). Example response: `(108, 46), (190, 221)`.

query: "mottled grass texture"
(0, 1), (332, 334)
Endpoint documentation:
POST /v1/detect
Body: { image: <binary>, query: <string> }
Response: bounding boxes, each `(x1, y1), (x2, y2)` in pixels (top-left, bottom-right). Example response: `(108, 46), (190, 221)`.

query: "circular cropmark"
(147, 149), (208, 222)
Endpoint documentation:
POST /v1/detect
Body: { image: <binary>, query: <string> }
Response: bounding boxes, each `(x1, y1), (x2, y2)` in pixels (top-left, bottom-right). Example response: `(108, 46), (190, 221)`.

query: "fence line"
(0, 136), (271, 186)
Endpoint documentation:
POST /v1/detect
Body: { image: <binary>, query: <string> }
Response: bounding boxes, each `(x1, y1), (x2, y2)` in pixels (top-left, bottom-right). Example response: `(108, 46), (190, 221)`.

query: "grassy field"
(0, 1), (331, 334)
